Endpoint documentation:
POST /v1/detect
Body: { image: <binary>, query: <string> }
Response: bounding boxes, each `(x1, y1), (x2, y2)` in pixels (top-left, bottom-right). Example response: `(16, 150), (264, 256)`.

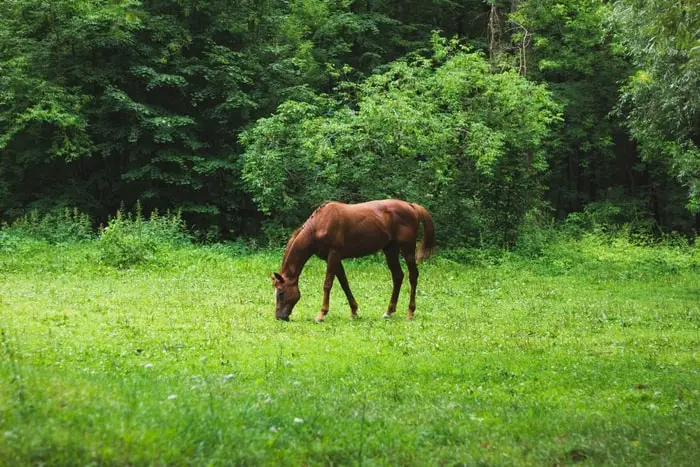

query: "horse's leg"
(382, 244), (404, 318)
(400, 244), (419, 320)
(317, 251), (340, 323)
(336, 262), (359, 318)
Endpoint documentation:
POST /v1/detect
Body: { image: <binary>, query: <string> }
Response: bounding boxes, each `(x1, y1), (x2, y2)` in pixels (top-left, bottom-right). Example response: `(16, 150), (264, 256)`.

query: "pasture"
(1, 237), (699, 465)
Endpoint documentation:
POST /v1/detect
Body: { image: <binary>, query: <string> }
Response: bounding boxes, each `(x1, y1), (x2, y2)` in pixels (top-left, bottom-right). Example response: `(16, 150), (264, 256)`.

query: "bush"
(260, 220), (294, 248)
(98, 205), (190, 269)
(515, 206), (559, 258)
(563, 200), (657, 239)
(2, 208), (93, 244)
(0, 230), (21, 252)
(241, 37), (561, 248)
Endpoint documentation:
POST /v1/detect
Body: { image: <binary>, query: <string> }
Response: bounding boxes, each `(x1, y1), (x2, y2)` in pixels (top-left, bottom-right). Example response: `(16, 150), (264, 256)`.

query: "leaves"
(615, 0), (700, 212)
(242, 41), (559, 246)
(0, 0), (697, 237)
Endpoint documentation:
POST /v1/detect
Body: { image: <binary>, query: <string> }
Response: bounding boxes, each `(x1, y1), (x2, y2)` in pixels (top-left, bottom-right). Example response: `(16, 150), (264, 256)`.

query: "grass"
(0, 236), (699, 465)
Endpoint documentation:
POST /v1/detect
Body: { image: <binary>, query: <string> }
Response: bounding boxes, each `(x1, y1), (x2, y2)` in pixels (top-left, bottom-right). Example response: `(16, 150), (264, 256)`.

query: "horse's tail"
(412, 203), (436, 263)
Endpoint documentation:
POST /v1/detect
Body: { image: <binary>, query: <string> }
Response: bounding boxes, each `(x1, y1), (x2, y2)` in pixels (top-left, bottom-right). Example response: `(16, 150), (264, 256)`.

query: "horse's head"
(271, 272), (300, 321)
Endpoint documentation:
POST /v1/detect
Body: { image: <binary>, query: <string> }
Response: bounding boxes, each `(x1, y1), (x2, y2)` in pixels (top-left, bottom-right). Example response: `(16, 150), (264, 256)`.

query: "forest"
(1, 0), (698, 246)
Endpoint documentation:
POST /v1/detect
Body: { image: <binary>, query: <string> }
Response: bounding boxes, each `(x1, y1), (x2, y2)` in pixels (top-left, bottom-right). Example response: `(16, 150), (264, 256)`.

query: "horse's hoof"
(407, 312), (415, 320)
(382, 313), (392, 319)
(315, 317), (324, 324)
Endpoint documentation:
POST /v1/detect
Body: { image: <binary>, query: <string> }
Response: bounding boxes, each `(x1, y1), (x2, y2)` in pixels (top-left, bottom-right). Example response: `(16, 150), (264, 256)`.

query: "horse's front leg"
(316, 251), (341, 323)
(336, 262), (358, 318)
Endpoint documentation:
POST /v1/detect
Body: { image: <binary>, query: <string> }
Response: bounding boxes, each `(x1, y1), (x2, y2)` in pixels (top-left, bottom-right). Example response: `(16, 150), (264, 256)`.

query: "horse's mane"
(282, 227), (303, 262)
(282, 201), (330, 263)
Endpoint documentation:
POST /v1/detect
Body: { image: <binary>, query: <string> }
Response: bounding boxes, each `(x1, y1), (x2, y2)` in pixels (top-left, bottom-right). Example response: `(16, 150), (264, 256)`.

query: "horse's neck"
(281, 230), (315, 281)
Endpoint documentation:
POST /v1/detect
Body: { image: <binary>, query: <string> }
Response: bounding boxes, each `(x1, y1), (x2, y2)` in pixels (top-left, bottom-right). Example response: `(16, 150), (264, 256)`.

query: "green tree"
(1, 0), (496, 236)
(615, 0), (700, 216)
(509, 0), (636, 216)
(0, 0), (318, 233)
(242, 39), (560, 247)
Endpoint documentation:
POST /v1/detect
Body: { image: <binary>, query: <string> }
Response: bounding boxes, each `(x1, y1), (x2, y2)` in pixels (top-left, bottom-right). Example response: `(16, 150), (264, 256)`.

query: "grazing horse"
(271, 199), (435, 322)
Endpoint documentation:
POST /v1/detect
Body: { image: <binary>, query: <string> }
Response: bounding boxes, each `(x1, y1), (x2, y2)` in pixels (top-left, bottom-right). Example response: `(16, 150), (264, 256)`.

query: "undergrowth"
(97, 204), (190, 268)
(1, 208), (93, 244)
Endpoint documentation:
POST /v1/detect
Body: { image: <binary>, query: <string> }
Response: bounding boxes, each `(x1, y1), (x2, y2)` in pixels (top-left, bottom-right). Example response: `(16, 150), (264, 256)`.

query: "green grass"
(1, 237), (699, 465)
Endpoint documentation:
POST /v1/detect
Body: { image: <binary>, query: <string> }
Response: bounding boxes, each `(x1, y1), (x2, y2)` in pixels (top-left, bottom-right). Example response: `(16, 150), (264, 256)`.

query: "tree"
(242, 39), (560, 247)
(508, 0), (637, 216)
(615, 0), (700, 216)
(1, 0), (494, 236)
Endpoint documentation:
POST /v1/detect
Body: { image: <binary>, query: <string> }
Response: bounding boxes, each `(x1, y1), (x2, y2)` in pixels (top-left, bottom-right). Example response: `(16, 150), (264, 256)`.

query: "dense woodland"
(1, 0), (698, 247)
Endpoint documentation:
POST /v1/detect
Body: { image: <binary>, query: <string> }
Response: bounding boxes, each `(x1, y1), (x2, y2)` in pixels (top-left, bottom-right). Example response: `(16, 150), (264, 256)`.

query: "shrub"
(563, 200), (657, 238)
(98, 204), (190, 269)
(515, 206), (559, 258)
(3, 208), (93, 244)
(0, 230), (21, 252)
(241, 37), (561, 248)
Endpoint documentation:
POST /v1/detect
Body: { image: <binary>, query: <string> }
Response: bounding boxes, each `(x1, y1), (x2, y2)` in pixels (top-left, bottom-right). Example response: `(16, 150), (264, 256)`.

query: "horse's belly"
(341, 230), (391, 258)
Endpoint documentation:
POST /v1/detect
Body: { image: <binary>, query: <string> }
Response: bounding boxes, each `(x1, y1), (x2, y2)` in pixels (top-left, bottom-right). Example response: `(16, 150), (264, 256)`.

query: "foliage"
(97, 204), (190, 269)
(0, 0), (698, 240)
(614, 0), (700, 213)
(1, 208), (93, 244)
(0, 0), (489, 234)
(242, 39), (561, 247)
(513, 205), (560, 258)
(508, 0), (643, 218)
(0, 231), (20, 253)
(1, 240), (698, 464)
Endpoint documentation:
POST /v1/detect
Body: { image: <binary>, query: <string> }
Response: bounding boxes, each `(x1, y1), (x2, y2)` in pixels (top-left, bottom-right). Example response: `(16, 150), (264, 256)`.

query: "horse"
(271, 199), (435, 322)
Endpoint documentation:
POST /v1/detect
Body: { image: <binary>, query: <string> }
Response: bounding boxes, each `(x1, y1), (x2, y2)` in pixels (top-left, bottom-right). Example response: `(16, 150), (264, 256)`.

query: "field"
(1, 237), (699, 465)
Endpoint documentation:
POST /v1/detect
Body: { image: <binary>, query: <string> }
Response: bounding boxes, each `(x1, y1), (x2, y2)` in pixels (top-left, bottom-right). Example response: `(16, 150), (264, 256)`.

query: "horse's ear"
(272, 272), (285, 284)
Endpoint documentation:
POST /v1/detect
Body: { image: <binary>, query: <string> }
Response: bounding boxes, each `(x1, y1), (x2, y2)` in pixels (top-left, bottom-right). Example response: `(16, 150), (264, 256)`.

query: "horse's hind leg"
(336, 262), (359, 318)
(383, 244), (404, 318)
(400, 244), (419, 320)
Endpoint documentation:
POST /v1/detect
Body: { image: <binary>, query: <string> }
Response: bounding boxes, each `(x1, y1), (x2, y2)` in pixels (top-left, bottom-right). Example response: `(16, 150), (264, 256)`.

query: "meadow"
(1, 234), (699, 465)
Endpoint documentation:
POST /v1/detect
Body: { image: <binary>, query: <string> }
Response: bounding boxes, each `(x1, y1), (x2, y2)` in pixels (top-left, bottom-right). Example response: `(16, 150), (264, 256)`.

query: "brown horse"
(271, 199), (435, 322)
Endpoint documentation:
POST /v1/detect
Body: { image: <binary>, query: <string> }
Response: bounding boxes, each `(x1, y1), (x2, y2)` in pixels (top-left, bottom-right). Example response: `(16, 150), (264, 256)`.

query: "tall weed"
(98, 204), (190, 269)
(563, 200), (657, 238)
(2, 208), (93, 244)
(514, 206), (560, 258)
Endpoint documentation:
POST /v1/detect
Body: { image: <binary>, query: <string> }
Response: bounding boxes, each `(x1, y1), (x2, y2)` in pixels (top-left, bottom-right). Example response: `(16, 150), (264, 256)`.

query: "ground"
(1, 237), (698, 465)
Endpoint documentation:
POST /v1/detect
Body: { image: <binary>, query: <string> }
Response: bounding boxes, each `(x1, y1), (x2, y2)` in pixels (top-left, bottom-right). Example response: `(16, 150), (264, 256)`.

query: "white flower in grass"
(167, 394), (178, 401)
(293, 417), (304, 424)
(269, 426), (280, 433)
(144, 363), (153, 369)
(223, 374), (235, 382)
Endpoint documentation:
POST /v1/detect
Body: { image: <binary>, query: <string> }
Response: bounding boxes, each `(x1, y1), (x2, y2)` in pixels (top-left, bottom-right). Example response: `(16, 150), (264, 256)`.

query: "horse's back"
(312, 199), (420, 257)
